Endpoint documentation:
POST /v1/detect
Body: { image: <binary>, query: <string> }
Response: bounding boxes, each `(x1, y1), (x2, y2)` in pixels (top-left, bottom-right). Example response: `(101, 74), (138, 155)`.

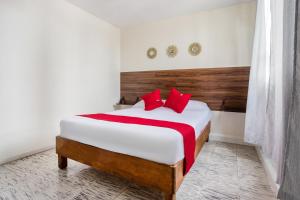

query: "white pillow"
(132, 100), (167, 108)
(132, 100), (144, 108)
(183, 100), (208, 111)
(133, 100), (207, 111)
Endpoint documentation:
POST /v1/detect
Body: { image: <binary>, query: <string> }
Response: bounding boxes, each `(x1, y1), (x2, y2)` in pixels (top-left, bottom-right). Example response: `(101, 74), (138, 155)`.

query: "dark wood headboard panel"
(121, 67), (250, 112)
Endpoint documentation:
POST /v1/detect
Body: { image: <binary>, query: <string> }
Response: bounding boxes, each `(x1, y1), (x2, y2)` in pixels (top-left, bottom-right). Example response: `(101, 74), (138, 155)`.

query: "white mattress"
(60, 102), (212, 165)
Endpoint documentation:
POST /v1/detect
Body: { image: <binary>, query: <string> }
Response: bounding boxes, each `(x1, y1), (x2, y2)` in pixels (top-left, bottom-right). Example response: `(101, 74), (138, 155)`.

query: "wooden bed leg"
(58, 155), (67, 169)
(164, 193), (176, 200)
(206, 136), (209, 142)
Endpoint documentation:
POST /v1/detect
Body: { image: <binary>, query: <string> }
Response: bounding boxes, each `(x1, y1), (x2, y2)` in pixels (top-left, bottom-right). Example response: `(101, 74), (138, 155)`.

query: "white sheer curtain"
(245, 0), (284, 184)
(245, 0), (271, 146)
(269, 0), (284, 184)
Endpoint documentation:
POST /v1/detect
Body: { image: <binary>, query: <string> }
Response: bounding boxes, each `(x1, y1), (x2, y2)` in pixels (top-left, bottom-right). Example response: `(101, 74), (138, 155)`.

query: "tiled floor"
(0, 142), (276, 200)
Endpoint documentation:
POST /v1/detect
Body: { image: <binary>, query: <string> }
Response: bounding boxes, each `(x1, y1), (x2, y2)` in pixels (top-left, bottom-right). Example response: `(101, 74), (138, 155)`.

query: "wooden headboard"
(121, 67), (250, 112)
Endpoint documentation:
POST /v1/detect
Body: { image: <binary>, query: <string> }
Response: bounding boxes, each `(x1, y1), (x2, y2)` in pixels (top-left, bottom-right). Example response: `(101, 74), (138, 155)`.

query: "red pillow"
(141, 89), (164, 111)
(164, 88), (191, 113)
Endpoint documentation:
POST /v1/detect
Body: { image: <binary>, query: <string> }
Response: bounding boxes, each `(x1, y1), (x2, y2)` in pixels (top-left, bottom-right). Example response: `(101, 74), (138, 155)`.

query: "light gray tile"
(0, 142), (276, 200)
(114, 184), (162, 200)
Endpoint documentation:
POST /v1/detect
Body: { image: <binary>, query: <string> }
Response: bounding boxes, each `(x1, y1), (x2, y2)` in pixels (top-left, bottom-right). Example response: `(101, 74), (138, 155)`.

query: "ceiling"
(67, 0), (255, 28)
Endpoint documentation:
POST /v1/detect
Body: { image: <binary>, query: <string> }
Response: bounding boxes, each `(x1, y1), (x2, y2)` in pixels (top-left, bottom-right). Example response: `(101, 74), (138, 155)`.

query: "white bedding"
(60, 101), (212, 165)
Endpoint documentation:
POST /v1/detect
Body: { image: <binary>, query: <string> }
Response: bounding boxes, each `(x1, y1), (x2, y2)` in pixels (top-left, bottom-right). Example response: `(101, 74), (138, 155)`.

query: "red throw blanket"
(79, 113), (196, 174)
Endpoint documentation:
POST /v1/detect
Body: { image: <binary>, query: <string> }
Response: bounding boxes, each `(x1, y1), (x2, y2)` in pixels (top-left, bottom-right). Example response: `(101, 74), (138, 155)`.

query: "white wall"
(0, 0), (120, 164)
(121, 2), (256, 143)
(121, 2), (256, 71)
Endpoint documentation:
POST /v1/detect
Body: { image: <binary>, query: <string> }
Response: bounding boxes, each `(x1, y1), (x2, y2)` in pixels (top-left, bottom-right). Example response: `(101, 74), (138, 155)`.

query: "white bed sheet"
(60, 104), (212, 165)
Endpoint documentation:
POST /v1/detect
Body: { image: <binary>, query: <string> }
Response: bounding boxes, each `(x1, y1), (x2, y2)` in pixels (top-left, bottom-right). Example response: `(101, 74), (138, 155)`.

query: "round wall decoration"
(147, 47), (157, 59)
(166, 45), (178, 57)
(189, 42), (202, 56)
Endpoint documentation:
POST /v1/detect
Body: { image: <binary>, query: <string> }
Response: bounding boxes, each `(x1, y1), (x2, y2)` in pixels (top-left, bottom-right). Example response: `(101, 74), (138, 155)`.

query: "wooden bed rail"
(56, 122), (211, 200)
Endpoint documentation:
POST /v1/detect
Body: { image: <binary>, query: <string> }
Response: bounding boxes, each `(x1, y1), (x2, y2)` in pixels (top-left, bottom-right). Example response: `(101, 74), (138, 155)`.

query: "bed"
(56, 100), (212, 200)
(56, 66), (250, 200)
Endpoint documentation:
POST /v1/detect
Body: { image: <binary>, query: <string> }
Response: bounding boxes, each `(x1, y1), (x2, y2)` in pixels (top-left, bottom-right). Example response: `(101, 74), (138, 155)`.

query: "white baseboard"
(255, 146), (280, 196)
(209, 133), (251, 146)
(0, 145), (54, 165)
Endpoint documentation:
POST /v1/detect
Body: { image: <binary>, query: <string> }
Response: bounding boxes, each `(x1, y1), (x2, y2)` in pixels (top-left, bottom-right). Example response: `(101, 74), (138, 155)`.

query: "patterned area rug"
(0, 142), (276, 200)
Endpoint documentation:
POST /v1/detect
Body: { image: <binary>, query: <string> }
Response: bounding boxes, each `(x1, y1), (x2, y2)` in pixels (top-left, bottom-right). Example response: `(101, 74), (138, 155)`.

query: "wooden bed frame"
(56, 67), (250, 199)
(56, 121), (210, 200)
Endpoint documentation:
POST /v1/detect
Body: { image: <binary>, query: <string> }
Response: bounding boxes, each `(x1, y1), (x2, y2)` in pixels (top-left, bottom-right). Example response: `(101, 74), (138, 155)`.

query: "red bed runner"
(79, 113), (196, 174)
